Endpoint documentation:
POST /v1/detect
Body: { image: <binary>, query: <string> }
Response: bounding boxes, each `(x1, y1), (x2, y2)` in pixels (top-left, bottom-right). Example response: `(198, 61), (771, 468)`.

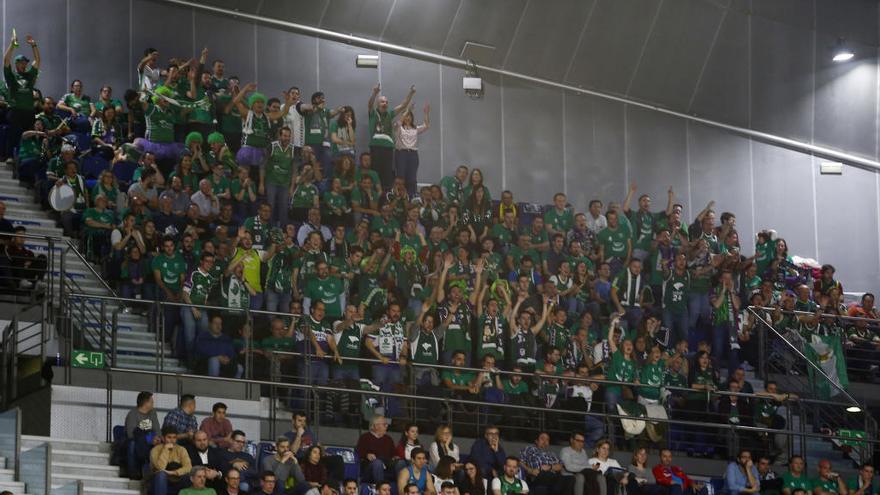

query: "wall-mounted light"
(832, 38), (854, 62)
(846, 405), (862, 413)
(355, 54), (379, 68)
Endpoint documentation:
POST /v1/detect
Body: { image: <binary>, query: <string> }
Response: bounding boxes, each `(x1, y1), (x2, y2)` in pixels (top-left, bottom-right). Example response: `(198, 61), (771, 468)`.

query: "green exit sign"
(71, 350), (105, 369)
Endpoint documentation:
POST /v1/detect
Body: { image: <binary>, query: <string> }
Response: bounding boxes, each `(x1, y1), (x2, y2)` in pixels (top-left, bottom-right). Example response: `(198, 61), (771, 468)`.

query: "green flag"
(804, 334), (849, 400)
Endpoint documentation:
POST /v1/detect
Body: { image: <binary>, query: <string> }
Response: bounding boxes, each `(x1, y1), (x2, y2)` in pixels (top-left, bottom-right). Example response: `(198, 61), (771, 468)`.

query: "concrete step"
(51, 462), (120, 477)
(114, 358), (188, 373)
(0, 469), (13, 481)
(52, 472), (138, 491)
(0, 456), (4, 469)
(7, 216), (57, 229)
(21, 436), (111, 453)
(52, 484), (139, 495)
(0, 480), (26, 492)
(0, 192), (37, 205)
(52, 450), (111, 466)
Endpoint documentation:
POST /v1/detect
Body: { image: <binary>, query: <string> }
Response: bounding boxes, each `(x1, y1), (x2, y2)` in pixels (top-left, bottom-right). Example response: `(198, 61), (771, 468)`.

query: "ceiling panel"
(259, 0), (330, 26)
(750, 15), (814, 144)
(441, 0), (528, 66)
(382, 0), (463, 53)
(321, 0), (394, 38)
(689, 9), (749, 126)
(567, 0), (663, 95)
(627, 0), (725, 111)
(504, 0), (595, 82)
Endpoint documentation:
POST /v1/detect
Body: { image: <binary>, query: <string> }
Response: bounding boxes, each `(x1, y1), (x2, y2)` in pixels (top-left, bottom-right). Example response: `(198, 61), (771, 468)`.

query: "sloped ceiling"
(186, 0), (879, 120)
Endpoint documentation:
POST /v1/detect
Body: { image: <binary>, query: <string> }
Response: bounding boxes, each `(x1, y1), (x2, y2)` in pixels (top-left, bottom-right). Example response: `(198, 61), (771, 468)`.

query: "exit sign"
(71, 350), (105, 369)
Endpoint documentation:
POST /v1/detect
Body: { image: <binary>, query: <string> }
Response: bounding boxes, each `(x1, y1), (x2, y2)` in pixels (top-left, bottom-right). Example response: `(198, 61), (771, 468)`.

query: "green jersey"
(94, 98), (122, 113)
(151, 253), (186, 291)
(496, 476), (527, 495)
(629, 210), (662, 251)
(208, 174), (230, 197)
(266, 246), (298, 293)
(328, 119), (355, 155)
(368, 108), (395, 147)
(82, 208), (115, 235)
(304, 276), (345, 318)
(304, 107), (331, 146)
(188, 86), (213, 123)
(18, 135), (42, 161)
(543, 322), (570, 351)
(242, 215), (272, 250)
(638, 360), (665, 401)
(439, 175), (464, 205)
(184, 268), (215, 305)
(755, 240), (776, 275)
(476, 314), (507, 360)
(291, 183), (319, 209)
(689, 368), (717, 400)
(410, 329), (440, 365)
(4, 65), (38, 110)
(663, 271), (690, 314)
(145, 103), (175, 143)
(242, 110), (271, 148)
(598, 226), (629, 260)
(264, 141), (294, 186)
(370, 216), (400, 239)
(606, 350), (635, 394)
(322, 190), (349, 214)
(781, 473), (813, 494)
(441, 369), (475, 387)
(544, 208), (573, 233)
(222, 275), (250, 309)
(334, 322), (365, 359)
(490, 223), (516, 247)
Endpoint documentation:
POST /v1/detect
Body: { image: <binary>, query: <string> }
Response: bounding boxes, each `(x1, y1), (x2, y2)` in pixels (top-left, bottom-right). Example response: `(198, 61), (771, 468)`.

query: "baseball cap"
(13, 54), (29, 63)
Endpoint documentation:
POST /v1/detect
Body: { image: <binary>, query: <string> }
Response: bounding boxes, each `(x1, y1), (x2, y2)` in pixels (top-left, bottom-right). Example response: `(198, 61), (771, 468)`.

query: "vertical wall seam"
(875, 46), (879, 161)
(625, 0), (664, 96)
(563, 0), (598, 83)
(317, 0), (331, 27)
(438, 64), (444, 178)
(502, 0), (529, 69)
(876, 172), (880, 277)
(687, 6), (728, 112)
(748, 138), (756, 255)
(623, 104), (629, 193)
(379, 0), (397, 41)
(315, 38), (320, 89)
(439, 0), (463, 57)
(810, 0), (819, 261)
(685, 120), (692, 222)
(253, 23), (258, 83)
(562, 91), (567, 196)
(129, 0), (133, 89)
(191, 7), (195, 55)
(66, 0), (70, 86)
(500, 76), (506, 190)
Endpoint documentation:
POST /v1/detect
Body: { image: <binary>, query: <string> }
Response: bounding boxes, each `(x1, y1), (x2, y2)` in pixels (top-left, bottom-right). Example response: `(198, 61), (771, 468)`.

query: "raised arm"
(665, 186), (675, 216)
(232, 82), (255, 117)
(530, 301), (551, 334)
(420, 103), (431, 131)
(367, 84), (380, 113)
(608, 316), (620, 354)
(393, 85), (416, 115)
(25, 35), (39, 70)
(436, 253), (454, 304)
(4, 35), (15, 67)
(622, 182), (637, 214)
(469, 259), (485, 306)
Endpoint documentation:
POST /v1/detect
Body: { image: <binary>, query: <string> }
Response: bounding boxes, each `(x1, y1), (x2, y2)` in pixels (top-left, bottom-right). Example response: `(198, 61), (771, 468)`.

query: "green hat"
(184, 132), (203, 147)
(247, 92), (266, 108)
(207, 132), (225, 145)
(152, 86), (174, 104)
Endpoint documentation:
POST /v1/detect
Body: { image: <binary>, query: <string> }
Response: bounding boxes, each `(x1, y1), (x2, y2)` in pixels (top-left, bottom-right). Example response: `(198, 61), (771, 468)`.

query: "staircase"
(21, 435), (139, 495)
(0, 455), (30, 495)
(0, 164), (186, 372)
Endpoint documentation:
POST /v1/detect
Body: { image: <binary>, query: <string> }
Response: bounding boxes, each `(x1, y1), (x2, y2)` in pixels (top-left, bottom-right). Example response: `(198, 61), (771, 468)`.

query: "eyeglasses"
(573, 438), (585, 443)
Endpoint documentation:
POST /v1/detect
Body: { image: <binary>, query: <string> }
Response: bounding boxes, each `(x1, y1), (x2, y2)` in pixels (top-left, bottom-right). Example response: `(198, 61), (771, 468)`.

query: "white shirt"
(429, 442), (460, 470)
(190, 191), (220, 217)
(140, 64), (161, 92)
(394, 123), (427, 150)
(285, 106), (305, 148)
(586, 213), (607, 235)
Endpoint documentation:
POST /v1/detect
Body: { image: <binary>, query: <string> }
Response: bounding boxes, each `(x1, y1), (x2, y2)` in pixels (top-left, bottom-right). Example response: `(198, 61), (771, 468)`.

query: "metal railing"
(750, 305), (877, 465)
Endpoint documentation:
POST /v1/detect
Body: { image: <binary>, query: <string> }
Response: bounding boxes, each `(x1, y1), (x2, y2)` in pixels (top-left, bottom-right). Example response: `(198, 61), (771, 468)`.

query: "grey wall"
(6, 0), (880, 291)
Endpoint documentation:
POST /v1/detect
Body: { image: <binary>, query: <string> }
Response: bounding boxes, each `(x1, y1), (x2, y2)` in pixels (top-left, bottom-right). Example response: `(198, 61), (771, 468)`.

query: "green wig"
(247, 92), (267, 108)
(184, 132), (203, 147)
(151, 86), (174, 105)
(207, 132), (225, 145)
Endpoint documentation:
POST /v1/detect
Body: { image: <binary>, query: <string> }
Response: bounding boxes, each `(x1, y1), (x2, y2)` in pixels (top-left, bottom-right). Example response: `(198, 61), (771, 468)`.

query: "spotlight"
(832, 38), (854, 62)
(356, 55), (379, 68)
(846, 406), (862, 413)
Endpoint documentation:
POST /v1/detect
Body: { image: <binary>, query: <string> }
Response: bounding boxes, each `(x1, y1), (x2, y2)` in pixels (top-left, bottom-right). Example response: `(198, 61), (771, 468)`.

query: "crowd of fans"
(0, 31), (878, 495)
(123, 392), (877, 495)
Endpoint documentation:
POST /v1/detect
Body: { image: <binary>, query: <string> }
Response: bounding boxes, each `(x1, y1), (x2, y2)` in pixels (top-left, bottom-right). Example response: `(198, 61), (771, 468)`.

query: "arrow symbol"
(75, 353), (88, 365)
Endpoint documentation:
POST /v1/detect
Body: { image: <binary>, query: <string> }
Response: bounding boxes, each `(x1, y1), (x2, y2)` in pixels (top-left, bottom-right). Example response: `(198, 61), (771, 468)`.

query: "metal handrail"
(62, 240), (117, 297)
(267, 350), (845, 407)
(104, 366), (880, 446)
(752, 305), (880, 325)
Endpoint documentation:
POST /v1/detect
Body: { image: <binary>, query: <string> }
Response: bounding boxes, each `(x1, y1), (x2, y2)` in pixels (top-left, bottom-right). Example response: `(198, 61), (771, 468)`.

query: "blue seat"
(113, 160), (139, 186)
(81, 155), (110, 179)
(255, 441), (275, 472)
(324, 446), (359, 482)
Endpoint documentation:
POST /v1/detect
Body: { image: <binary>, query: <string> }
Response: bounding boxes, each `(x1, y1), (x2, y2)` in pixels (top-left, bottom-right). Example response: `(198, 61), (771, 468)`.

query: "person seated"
(178, 466), (217, 495)
(356, 415), (397, 483)
(252, 471), (278, 495)
(587, 439), (633, 495)
(282, 412), (344, 482)
(186, 431), (224, 491)
(199, 402), (233, 449)
(397, 448), (436, 495)
(301, 446), (332, 491)
(492, 456), (529, 495)
(653, 449), (708, 495)
(459, 461), (489, 495)
(519, 432), (573, 495)
(220, 430), (257, 492)
(726, 450), (760, 495)
(429, 425), (461, 471)
(261, 437), (307, 494)
(560, 432), (596, 495)
(149, 426), (193, 495)
(0, 226), (47, 290)
(471, 426), (507, 481)
(124, 391), (162, 480)
(847, 463), (876, 495)
(432, 456), (458, 495)
(812, 459), (847, 495)
(162, 394), (199, 444)
(194, 316), (242, 378)
(628, 447), (665, 495)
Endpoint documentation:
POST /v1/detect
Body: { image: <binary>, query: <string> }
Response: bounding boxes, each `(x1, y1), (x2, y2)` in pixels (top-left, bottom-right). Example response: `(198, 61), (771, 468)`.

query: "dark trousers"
(394, 149), (419, 196)
(370, 145), (395, 191)
(530, 470), (574, 495)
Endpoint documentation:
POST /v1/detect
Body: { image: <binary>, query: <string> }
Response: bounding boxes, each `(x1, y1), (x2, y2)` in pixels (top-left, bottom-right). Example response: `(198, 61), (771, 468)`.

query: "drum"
(49, 183), (75, 211)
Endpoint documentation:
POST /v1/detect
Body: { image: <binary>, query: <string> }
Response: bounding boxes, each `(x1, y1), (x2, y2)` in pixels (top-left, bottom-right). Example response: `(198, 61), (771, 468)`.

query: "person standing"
(367, 83), (415, 191)
(393, 103), (430, 197)
(3, 33), (39, 152)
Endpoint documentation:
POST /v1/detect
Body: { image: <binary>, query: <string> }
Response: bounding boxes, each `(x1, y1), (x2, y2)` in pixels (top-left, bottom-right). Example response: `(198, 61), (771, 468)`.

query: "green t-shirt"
(179, 488), (217, 495)
(145, 103), (175, 143)
(503, 379), (529, 396)
(598, 226), (629, 260)
(490, 223), (516, 247)
(629, 210), (663, 251)
(638, 360), (665, 400)
(260, 336), (295, 352)
(663, 271), (690, 314)
(151, 253), (187, 291)
(208, 174), (230, 197)
(328, 119), (355, 155)
(265, 141), (295, 186)
(689, 368), (717, 400)
(439, 175), (464, 205)
(184, 268), (215, 306)
(18, 135), (42, 161)
(94, 98), (122, 113)
(82, 208), (115, 235)
(4, 65), (38, 110)
(755, 240), (776, 275)
(781, 473), (813, 494)
(231, 178), (257, 205)
(304, 276), (345, 318)
(188, 85), (213, 123)
(544, 208), (573, 233)
(266, 246), (298, 293)
(542, 322), (570, 351)
(441, 369), (475, 387)
(368, 108), (396, 147)
(370, 216), (400, 239)
(63, 92), (90, 116)
(335, 322), (364, 359)
(606, 350), (635, 393)
(291, 183), (319, 209)
(304, 107), (331, 146)
(322, 191), (349, 214)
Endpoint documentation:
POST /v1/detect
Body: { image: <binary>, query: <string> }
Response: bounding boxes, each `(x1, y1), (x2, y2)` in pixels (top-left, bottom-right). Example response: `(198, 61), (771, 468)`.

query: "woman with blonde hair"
(587, 439), (630, 495)
(429, 424), (460, 470)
